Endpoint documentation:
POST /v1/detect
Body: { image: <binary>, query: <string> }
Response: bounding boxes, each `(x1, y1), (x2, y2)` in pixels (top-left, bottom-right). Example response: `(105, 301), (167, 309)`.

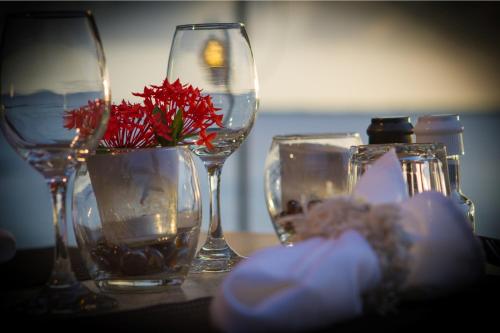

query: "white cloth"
(353, 148), (409, 204)
(211, 149), (484, 332)
(401, 191), (484, 292)
(211, 231), (381, 333)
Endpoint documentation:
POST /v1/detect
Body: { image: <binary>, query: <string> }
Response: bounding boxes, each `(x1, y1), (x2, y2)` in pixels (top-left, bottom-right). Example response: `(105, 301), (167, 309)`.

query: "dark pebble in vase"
(90, 249), (112, 271)
(156, 241), (178, 267)
(174, 248), (191, 266)
(145, 247), (165, 273)
(175, 233), (189, 249)
(286, 200), (303, 215)
(120, 250), (149, 276)
(108, 244), (126, 270)
(94, 242), (124, 272)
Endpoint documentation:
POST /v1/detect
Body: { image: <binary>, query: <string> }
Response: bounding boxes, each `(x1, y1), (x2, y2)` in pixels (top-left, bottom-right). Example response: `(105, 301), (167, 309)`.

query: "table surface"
(86, 232), (281, 312)
(2, 232), (500, 332)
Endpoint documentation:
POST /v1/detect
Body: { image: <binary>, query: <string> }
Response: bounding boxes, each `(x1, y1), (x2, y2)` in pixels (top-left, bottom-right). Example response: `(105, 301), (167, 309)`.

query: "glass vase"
(72, 146), (201, 292)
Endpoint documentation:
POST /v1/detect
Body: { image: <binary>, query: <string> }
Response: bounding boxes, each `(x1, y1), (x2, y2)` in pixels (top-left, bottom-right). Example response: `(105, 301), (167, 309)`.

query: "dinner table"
(1, 232), (499, 332)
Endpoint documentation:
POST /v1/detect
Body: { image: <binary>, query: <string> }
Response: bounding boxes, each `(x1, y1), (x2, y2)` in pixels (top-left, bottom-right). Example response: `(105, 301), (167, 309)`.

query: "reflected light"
(103, 78), (111, 102)
(153, 213), (177, 238)
(203, 39), (225, 68)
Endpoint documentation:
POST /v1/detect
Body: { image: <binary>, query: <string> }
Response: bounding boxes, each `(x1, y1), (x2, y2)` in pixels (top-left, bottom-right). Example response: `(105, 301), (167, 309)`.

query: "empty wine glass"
(0, 11), (115, 314)
(167, 23), (259, 272)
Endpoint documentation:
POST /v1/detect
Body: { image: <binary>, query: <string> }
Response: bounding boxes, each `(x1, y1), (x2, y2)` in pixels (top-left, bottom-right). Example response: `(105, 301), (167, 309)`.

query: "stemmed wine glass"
(0, 12), (116, 314)
(167, 23), (259, 272)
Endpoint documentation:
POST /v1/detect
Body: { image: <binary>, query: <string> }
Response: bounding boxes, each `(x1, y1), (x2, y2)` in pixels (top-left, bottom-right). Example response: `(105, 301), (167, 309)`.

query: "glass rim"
(352, 142), (445, 150)
(176, 22), (244, 30)
(350, 142), (448, 160)
(272, 132), (361, 141)
(6, 11), (92, 19)
(95, 145), (191, 155)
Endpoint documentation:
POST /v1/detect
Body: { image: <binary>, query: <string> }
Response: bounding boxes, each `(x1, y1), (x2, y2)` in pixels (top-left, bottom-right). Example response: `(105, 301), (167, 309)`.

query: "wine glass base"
(190, 245), (246, 273)
(15, 282), (117, 316)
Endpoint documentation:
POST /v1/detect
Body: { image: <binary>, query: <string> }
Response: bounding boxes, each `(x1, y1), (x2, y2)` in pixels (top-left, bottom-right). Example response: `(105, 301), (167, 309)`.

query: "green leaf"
(152, 106), (162, 115)
(157, 135), (173, 147)
(171, 108), (184, 144)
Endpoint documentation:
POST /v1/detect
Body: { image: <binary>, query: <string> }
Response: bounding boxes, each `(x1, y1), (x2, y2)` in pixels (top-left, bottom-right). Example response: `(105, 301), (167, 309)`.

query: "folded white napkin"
(211, 149), (484, 333)
(211, 230), (381, 333)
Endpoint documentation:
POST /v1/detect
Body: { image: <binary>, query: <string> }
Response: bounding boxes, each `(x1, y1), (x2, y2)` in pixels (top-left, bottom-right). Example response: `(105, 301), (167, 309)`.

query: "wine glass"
(167, 23), (259, 272)
(0, 12), (116, 314)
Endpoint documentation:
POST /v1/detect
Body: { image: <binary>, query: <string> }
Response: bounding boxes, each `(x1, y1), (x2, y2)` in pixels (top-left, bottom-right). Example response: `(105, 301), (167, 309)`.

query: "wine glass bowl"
(167, 23), (258, 272)
(0, 11), (115, 314)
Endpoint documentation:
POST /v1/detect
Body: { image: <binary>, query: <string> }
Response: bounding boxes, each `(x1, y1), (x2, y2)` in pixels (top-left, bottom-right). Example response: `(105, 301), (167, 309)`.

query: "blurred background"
(1, 1), (499, 248)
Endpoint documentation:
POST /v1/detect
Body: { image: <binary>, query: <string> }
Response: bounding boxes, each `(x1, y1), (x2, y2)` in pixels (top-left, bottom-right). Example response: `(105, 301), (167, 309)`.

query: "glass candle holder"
(349, 143), (450, 197)
(264, 133), (362, 245)
(72, 146), (201, 292)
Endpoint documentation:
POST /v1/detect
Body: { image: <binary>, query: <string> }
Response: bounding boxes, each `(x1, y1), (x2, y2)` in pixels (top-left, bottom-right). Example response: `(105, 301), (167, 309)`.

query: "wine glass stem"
(206, 164), (225, 242)
(47, 174), (77, 288)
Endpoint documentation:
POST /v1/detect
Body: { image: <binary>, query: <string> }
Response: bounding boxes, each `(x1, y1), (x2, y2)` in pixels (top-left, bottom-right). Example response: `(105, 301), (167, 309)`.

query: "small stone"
(107, 244), (125, 270)
(145, 247), (165, 273)
(175, 233), (189, 249)
(120, 250), (149, 276)
(173, 248), (191, 266)
(155, 241), (178, 267)
(93, 243), (122, 272)
(90, 249), (111, 271)
(286, 200), (303, 214)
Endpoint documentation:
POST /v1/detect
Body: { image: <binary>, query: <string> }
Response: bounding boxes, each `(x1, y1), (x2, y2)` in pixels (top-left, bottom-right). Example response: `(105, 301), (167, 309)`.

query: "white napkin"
(211, 231), (381, 333)
(401, 191), (483, 292)
(211, 149), (484, 332)
(353, 148), (409, 204)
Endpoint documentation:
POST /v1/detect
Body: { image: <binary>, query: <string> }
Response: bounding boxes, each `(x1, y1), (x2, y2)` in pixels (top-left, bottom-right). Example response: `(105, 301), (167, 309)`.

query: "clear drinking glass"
(349, 143), (450, 197)
(264, 133), (363, 245)
(0, 12), (115, 314)
(167, 23), (259, 272)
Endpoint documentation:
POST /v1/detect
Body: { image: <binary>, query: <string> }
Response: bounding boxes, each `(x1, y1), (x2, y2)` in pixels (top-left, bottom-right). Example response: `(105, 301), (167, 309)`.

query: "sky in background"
(1, 1), (499, 112)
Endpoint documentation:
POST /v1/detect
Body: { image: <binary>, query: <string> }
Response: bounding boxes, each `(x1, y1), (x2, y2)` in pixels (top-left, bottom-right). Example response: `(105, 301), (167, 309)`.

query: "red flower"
(63, 99), (106, 139)
(133, 79), (222, 147)
(100, 101), (157, 149)
(64, 79), (223, 149)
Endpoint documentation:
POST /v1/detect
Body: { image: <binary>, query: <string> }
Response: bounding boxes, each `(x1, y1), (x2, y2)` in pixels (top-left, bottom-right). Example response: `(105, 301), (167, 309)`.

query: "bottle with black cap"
(367, 116), (414, 144)
(414, 114), (475, 230)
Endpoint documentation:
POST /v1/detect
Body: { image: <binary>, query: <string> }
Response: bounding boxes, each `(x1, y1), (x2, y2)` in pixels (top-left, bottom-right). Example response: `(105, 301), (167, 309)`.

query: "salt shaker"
(414, 114), (476, 230)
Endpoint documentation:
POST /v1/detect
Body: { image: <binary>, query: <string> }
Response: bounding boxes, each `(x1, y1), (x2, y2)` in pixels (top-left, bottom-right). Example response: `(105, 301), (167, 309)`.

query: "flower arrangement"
(64, 79), (223, 149)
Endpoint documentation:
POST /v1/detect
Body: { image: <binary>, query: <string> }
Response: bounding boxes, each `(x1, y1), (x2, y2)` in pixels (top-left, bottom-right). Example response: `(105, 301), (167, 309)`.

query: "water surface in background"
(1, 111), (499, 248)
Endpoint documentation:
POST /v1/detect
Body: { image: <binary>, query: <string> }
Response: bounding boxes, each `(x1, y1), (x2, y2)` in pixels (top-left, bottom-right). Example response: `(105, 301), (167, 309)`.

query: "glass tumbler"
(264, 133), (362, 244)
(72, 146), (201, 292)
(349, 143), (450, 197)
